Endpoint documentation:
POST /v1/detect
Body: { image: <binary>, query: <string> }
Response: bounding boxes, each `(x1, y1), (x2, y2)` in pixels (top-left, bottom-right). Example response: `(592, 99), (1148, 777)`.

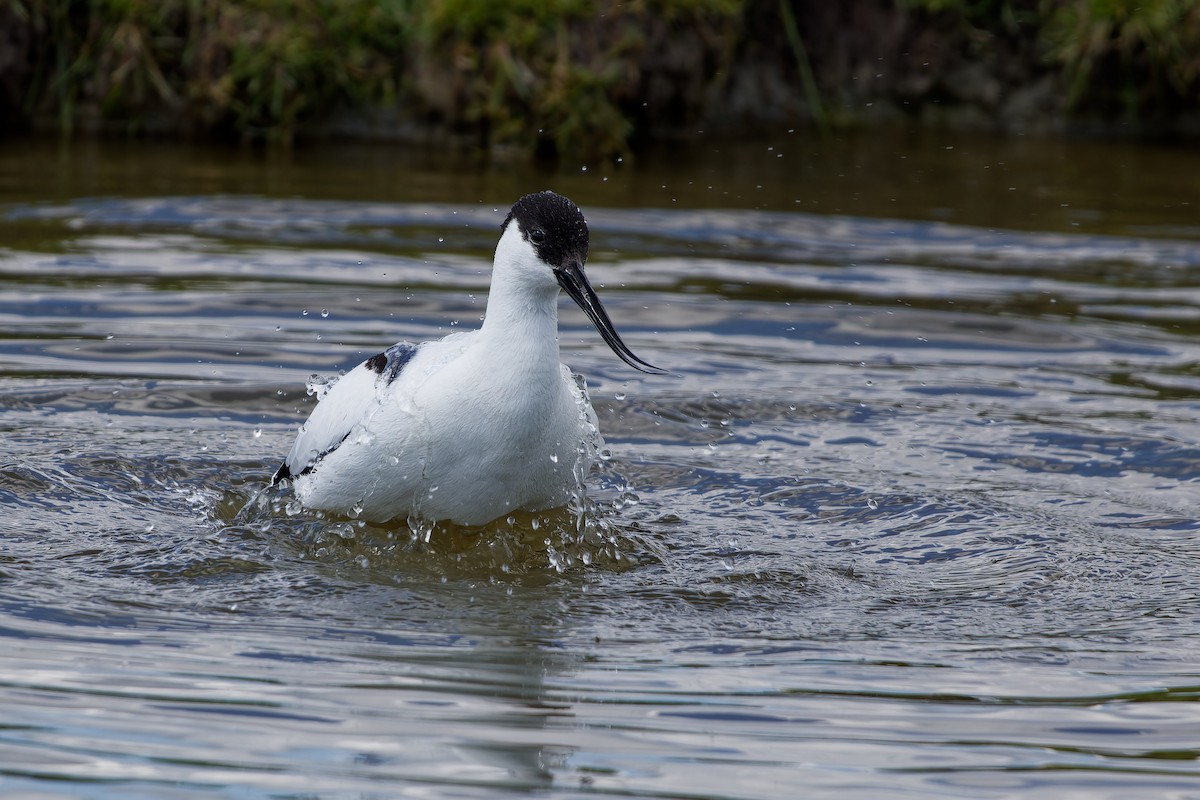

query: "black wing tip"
(365, 351), (388, 374)
(367, 342), (420, 383)
(271, 462), (292, 485)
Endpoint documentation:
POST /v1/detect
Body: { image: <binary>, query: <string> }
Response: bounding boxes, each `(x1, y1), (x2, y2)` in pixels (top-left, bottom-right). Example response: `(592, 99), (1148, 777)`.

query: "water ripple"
(3, 183), (1200, 798)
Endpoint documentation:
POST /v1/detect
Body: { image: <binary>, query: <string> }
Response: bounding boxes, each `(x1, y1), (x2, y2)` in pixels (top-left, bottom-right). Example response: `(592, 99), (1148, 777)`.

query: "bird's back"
(282, 331), (600, 525)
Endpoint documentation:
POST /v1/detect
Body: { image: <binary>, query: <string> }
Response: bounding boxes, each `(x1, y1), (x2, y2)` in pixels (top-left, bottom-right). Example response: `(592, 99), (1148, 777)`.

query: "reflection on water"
(2, 132), (1200, 798)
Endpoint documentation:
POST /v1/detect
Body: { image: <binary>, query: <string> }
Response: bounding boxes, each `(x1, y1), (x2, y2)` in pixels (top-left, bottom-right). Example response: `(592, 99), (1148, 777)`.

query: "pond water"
(2, 130), (1200, 799)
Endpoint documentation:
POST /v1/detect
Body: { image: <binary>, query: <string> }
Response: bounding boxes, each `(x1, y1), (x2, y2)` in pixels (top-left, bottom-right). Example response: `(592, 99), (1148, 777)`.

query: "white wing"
(273, 343), (419, 482)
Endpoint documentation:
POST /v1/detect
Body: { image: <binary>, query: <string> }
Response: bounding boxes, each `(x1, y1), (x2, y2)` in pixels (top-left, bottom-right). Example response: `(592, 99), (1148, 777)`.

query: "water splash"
(305, 373), (339, 401)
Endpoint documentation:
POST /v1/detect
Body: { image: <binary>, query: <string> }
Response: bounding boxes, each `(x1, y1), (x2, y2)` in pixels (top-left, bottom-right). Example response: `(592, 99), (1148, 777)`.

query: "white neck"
(478, 224), (563, 368)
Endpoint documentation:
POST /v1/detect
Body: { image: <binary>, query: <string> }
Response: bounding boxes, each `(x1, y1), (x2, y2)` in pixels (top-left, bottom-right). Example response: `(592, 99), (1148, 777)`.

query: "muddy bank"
(2, 1), (1198, 159)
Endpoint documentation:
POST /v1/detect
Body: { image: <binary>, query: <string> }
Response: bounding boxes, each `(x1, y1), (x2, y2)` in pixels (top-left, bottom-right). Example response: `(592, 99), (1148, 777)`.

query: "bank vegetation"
(1, 0), (1198, 161)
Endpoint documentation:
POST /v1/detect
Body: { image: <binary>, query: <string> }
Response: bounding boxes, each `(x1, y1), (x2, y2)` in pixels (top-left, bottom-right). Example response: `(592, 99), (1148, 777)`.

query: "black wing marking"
(271, 430), (351, 484)
(272, 342), (420, 485)
(367, 342), (419, 384)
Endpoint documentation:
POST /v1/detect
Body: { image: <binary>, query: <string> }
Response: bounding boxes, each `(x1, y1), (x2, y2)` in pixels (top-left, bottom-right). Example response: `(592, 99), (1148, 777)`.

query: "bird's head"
(497, 190), (664, 374)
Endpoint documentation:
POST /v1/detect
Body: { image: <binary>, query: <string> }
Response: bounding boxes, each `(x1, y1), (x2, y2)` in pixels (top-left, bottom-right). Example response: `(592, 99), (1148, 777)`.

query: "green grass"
(6, 0), (743, 160)
(905, 0), (1200, 121)
(1043, 0), (1200, 118)
(5, 0), (1200, 160)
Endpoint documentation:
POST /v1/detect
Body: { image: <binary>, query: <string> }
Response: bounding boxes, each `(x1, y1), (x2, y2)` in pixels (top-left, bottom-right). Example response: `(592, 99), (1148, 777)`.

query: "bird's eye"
(529, 228), (546, 244)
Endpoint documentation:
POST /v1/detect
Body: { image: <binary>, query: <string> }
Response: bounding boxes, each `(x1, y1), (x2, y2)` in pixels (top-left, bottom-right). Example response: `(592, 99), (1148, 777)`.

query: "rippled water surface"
(3, 133), (1200, 798)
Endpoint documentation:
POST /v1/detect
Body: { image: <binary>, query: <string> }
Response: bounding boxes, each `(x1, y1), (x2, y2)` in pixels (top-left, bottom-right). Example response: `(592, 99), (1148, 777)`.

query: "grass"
(906, 0), (1200, 122)
(4, 0), (1200, 159)
(1042, 0), (1200, 119)
(6, 0), (743, 160)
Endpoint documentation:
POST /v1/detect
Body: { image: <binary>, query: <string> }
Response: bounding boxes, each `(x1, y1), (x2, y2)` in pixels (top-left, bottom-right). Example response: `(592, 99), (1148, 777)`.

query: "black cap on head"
(502, 191), (664, 374)
(503, 190), (589, 268)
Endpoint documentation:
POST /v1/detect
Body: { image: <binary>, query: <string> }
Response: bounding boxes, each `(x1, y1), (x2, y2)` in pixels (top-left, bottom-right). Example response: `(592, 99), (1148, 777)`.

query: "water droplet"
(614, 392), (626, 400)
(320, 309), (329, 318)
(867, 498), (879, 510)
(253, 429), (262, 439)
(550, 454), (559, 463)
(301, 309), (309, 316)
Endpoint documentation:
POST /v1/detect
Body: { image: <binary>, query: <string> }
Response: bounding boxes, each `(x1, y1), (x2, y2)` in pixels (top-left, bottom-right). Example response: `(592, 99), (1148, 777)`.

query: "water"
(2, 132), (1200, 798)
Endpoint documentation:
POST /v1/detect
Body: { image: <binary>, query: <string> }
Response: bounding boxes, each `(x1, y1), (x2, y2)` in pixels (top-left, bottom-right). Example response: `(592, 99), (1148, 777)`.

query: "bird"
(272, 190), (664, 526)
